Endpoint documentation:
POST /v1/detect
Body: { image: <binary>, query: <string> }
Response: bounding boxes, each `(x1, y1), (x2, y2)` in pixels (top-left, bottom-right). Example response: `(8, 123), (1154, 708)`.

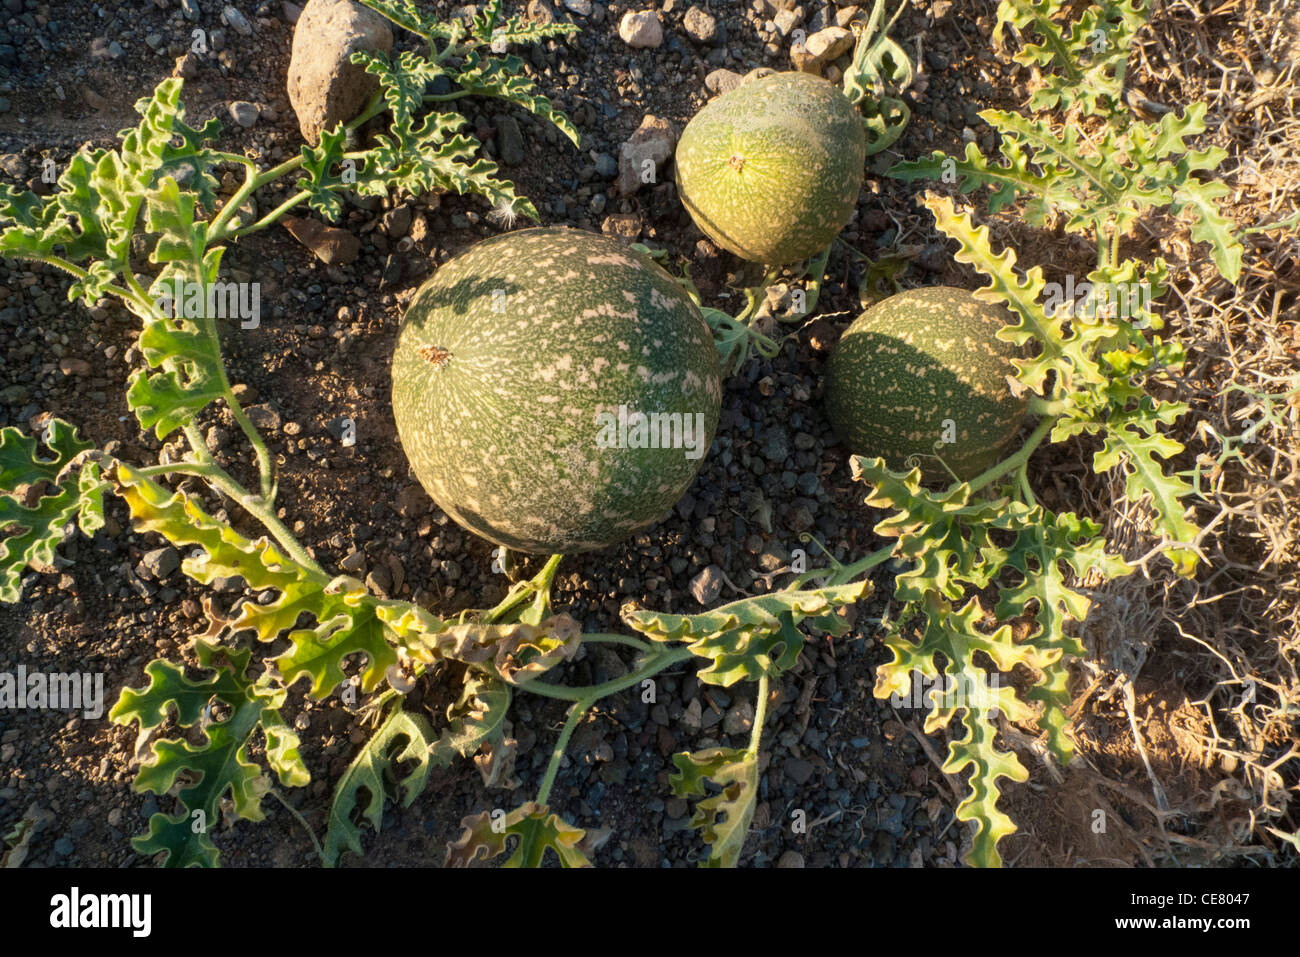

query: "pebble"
(683, 5), (717, 43)
(181, 0), (199, 20)
(689, 564), (724, 605)
(222, 4), (253, 36)
(592, 152), (618, 178)
(618, 10), (663, 49)
(141, 546), (180, 580)
(495, 115), (525, 166)
(784, 757), (814, 785)
(563, 0), (592, 13)
(773, 8), (800, 36)
(705, 68), (743, 95)
(777, 849), (805, 867)
(245, 404), (281, 431)
(228, 101), (259, 128)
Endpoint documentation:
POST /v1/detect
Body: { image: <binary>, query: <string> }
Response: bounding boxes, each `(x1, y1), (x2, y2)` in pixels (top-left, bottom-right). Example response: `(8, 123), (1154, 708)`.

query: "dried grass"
(1063, 0), (1300, 864)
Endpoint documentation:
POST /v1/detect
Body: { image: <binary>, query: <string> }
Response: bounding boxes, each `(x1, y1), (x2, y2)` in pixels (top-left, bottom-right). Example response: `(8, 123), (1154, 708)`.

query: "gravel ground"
(0, 0), (1226, 868)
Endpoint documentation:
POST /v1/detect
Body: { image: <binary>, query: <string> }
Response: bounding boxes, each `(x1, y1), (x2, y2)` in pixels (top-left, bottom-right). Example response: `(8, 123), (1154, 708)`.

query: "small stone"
(689, 565), (724, 605)
(834, 4), (863, 26)
(705, 68), (742, 95)
(173, 52), (200, 78)
(527, 0), (556, 24)
(617, 114), (676, 196)
(618, 10), (663, 49)
(592, 152), (618, 178)
(228, 101), (259, 128)
(381, 204), (412, 238)
(340, 550), (366, 573)
(683, 5), (717, 43)
(562, 0), (592, 13)
(283, 1), (304, 22)
(723, 701), (754, 736)
(108, 41), (125, 59)
(665, 797), (688, 819)
(773, 8), (800, 36)
(791, 25), (853, 73)
(681, 698), (703, 731)
(58, 358), (91, 376)
(81, 86), (109, 111)
(601, 212), (642, 241)
(777, 849), (805, 868)
(245, 404), (282, 431)
(395, 484), (429, 518)
(222, 4), (254, 35)
(785, 757), (815, 785)
(365, 566), (391, 597)
(141, 546), (180, 580)
(280, 214), (360, 265)
(53, 836), (75, 858)
(495, 115), (525, 166)
(181, 0), (200, 20)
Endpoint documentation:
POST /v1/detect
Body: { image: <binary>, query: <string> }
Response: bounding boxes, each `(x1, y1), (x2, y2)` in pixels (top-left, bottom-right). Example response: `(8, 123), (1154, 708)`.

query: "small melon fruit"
(674, 71), (866, 266)
(390, 227), (723, 554)
(824, 286), (1028, 480)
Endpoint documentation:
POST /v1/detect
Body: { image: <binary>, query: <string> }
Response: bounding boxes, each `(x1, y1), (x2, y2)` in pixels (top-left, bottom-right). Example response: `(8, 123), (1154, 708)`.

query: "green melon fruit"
(674, 71), (866, 266)
(390, 227), (723, 554)
(824, 286), (1028, 480)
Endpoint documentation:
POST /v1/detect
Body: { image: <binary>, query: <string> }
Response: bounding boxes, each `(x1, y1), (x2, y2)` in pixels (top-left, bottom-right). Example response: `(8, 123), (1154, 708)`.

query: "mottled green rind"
(825, 286), (1028, 480)
(391, 227), (723, 554)
(674, 71), (866, 266)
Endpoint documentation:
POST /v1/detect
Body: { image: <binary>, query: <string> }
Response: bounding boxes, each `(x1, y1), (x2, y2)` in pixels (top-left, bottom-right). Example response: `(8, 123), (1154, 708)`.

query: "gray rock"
(785, 757), (815, 785)
(495, 115), (525, 165)
(617, 114), (676, 197)
(777, 849), (805, 867)
(618, 10), (662, 49)
(592, 152), (618, 178)
(562, 0), (592, 14)
(773, 8), (800, 36)
(141, 546), (180, 580)
(281, 214), (360, 265)
(222, 4), (254, 35)
(381, 204), (412, 238)
(723, 701), (754, 735)
(791, 25), (853, 73)
(689, 564), (724, 605)
(287, 0), (395, 145)
(705, 68), (742, 95)
(365, 565), (391, 597)
(245, 404), (282, 431)
(181, 0), (200, 20)
(174, 51), (200, 78)
(53, 836), (75, 857)
(683, 5), (716, 43)
(228, 100), (259, 128)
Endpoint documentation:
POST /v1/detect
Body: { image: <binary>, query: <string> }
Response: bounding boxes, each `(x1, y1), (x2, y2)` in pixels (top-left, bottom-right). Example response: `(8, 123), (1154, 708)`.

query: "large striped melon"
(674, 71), (866, 265)
(825, 286), (1028, 480)
(390, 227), (723, 554)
